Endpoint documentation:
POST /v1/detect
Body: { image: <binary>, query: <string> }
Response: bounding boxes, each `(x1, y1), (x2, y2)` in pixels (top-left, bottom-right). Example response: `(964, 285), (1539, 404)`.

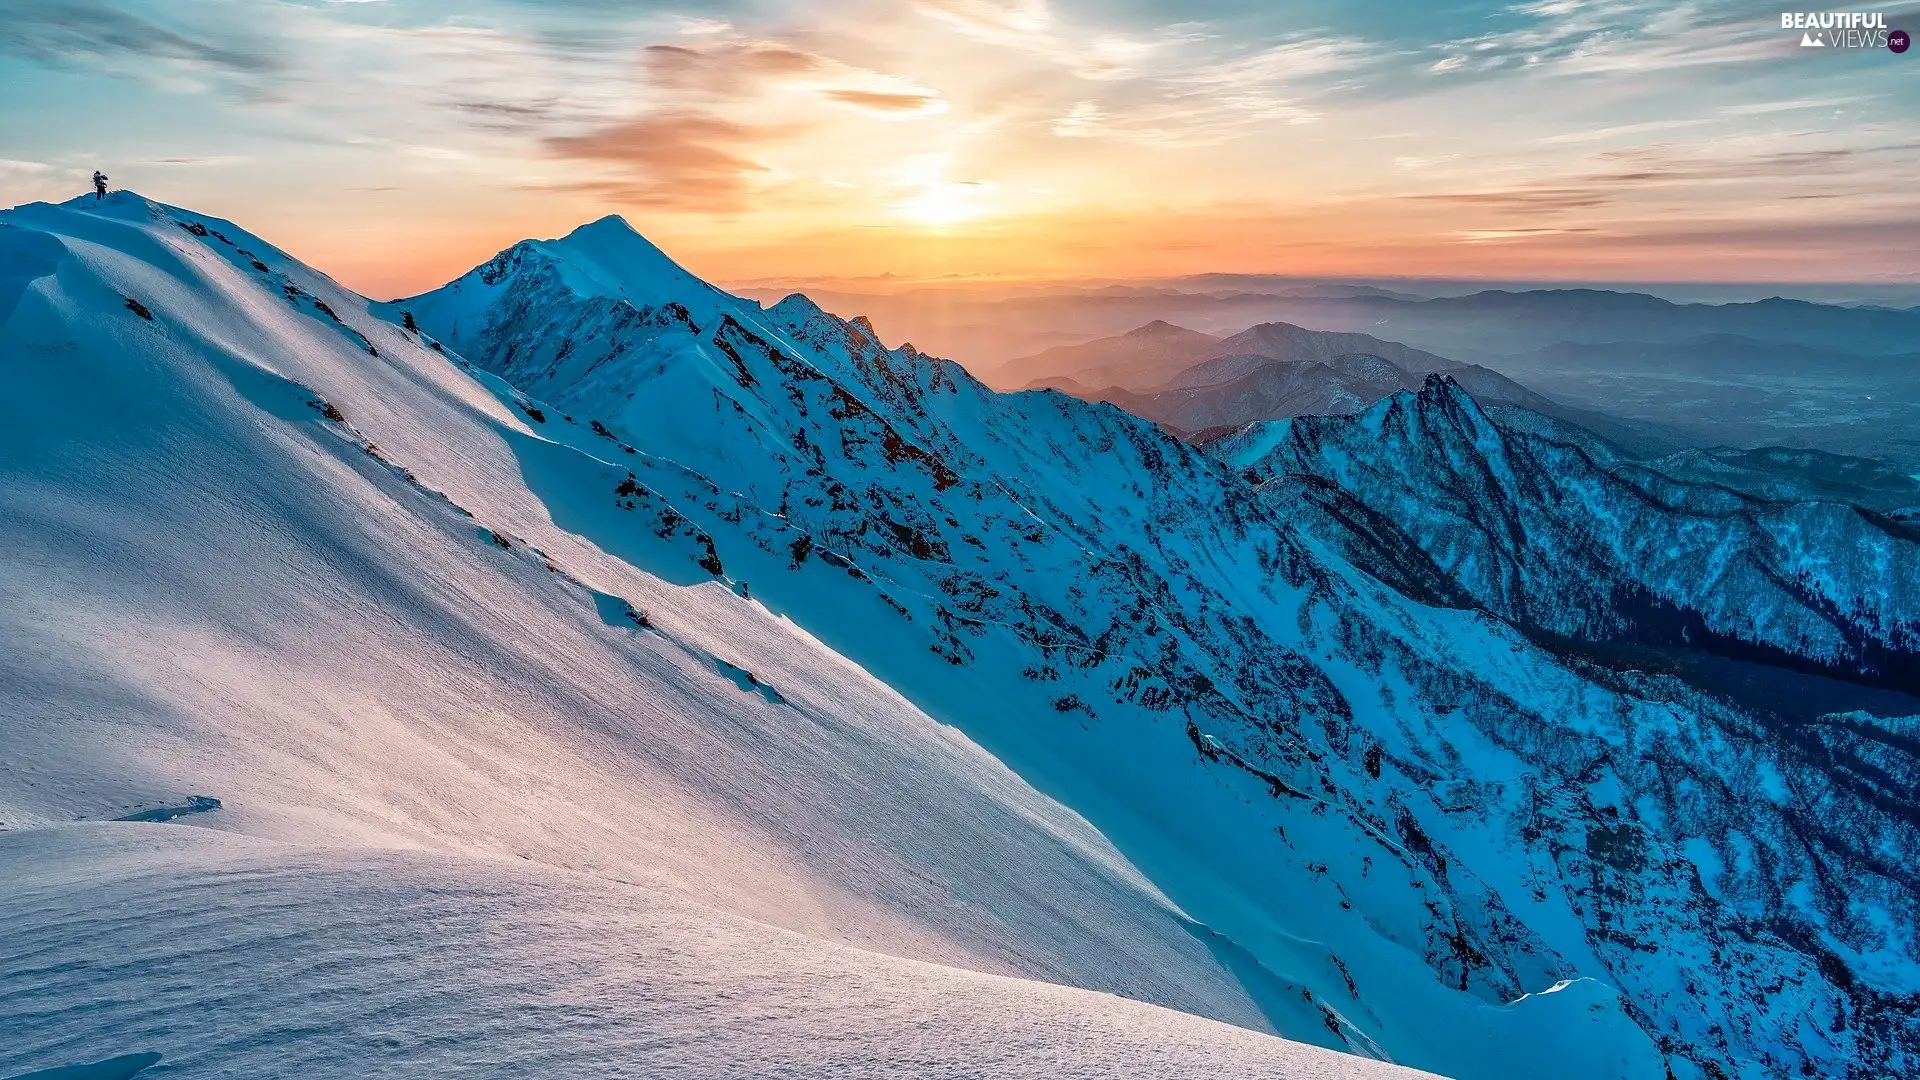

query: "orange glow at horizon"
(276, 192), (1920, 304)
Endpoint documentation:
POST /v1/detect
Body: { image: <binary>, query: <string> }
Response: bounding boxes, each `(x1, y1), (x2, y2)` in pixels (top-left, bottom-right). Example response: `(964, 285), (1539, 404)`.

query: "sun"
(895, 180), (991, 229)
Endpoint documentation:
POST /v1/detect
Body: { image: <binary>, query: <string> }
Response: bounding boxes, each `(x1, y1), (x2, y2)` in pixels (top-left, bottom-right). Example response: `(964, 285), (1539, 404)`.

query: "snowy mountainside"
(0, 193), (1438, 1079)
(1211, 376), (1920, 691)
(403, 219), (1920, 1079)
(1644, 445), (1920, 517)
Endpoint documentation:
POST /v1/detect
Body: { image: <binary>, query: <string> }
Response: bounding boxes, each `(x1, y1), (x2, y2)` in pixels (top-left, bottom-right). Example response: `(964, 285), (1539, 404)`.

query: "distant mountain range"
(1004, 319), (1685, 455)
(1003, 319), (1223, 392)
(734, 282), (1920, 372)
(1255, 289), (1920, 361)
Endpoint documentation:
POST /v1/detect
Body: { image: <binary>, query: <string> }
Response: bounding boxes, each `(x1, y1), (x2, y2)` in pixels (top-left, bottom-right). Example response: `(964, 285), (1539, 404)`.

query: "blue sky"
(2, 0), (1916, 294)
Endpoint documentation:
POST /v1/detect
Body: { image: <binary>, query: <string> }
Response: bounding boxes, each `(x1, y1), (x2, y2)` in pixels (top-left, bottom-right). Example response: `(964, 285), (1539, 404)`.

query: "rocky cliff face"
(403, 225), (1920, 1080)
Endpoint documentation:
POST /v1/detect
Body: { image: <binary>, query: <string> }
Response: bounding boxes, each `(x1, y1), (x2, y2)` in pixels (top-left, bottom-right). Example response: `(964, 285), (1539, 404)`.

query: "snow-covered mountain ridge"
(398, 214), (1919, 1078)
(3, 196), (1915, 1079)
(1209, 375), (1920, 692)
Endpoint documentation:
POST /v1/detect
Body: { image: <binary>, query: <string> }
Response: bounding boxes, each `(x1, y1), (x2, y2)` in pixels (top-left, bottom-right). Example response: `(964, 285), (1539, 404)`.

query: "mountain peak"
(1126, 319), (1196, 338)
(1399, 371), (1477, 412)
(532, 214), (712, 302)
(400, 210), (740, 331)
(51, 188), (192, 227)
(572, 212), (638, 235)
(1346, 372), (1496, 441)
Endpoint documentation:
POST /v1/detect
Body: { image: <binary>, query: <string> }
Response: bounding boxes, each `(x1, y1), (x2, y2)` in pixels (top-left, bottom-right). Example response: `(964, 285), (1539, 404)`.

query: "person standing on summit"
(92, 170), (108, 200)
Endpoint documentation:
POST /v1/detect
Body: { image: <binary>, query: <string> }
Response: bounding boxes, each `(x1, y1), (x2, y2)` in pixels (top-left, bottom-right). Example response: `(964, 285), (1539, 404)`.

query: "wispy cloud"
(543, 113), (785, 212)
(1456, 226), (1598, 243)
(644, 41), (823, 97)
(1052, 95), (1318, 147)
(916, 0), (1053, 51)
(0, 0), (281, 75)
(1426, 0), (1785, 79)
(1173, 36), (1376, 89)
(1411, 188), (1612, 212)
(823, 88), (948, 116)
(1028, 29), (1383, 147)
(1720, 97), (1859, 116)
(0, 158), (52, 178)
(1539, 118), (1711, 144)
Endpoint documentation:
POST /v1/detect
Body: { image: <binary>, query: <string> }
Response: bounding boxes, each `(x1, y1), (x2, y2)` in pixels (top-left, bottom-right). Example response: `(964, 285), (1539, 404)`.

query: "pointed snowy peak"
(766, 292), (827, 322)
(1348, 372), (1502, 443)
(533, 214), (724, 306)
(395, 213), (749, 353)
(1363, 371), (1478, 416)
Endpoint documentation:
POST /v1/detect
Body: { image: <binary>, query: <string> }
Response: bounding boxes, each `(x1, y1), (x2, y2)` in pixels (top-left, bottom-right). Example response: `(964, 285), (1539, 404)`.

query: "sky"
(2, 0), (1917, 297)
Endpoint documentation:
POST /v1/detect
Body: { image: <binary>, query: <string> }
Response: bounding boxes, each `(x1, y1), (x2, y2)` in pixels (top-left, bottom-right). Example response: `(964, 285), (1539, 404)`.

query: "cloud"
(1174, 37), (1374, 90)
(447, 97), (566, 132)
(823, 88), (948, 116)
(1410, 188), (1613, 212)
(1051, 94), (1320, 147)
(676, 17), (733, 36)
(1720, 97), (1859, 117)
(1424, 0), (1786, 81)
(1536, 214), (1920, 262)
(1539, 118), (1711, 144)
(643, 41), (822, 96)
(641, 40), (949, 118)
(1455, 226), (1598, 243)
(0, 158), (53, 183)
(916, 0), (1053, 50)
(139, 155), (252, 167)
(0, 0), (280, 75)
(1039, 32), (1377, 147)
(1587, 141), (1920, 184)
(1554, 26), (1784, 75)
(1400, 138), (1920, 235)
(543, 112), (788, 212)
(915, 0), (1206, 81)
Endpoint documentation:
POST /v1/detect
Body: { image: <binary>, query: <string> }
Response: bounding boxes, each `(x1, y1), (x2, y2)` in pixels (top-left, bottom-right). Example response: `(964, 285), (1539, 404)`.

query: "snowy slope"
(401, 218), (1920, 1079)
(0, 194), (1438, 1079)
(6, 824), (1433, 1080)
